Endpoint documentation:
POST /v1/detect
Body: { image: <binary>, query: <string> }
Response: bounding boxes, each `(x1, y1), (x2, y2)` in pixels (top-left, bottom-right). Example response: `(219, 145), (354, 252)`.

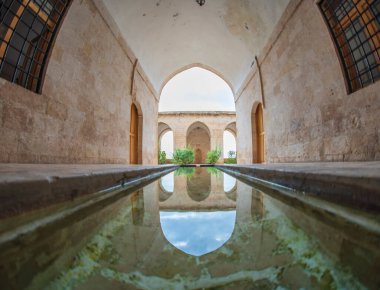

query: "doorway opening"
(251, 103), (265, 163)
(186, 122), (210, 164)
(130, 102), (143, 164)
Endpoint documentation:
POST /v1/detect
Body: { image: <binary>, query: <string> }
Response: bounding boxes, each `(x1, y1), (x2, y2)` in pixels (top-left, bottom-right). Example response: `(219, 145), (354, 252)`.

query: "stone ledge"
(216, 162), (380, 211)
(0, 164), (178, 219)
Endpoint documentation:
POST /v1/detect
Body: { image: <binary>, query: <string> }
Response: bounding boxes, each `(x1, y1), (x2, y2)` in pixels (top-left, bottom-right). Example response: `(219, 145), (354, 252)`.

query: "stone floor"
(0, 164), (177, 219)
(217, 162), (380, 211)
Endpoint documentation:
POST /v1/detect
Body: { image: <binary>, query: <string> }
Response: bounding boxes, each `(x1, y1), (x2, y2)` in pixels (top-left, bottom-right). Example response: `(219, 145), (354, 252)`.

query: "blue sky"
(160, 210), (236, 256)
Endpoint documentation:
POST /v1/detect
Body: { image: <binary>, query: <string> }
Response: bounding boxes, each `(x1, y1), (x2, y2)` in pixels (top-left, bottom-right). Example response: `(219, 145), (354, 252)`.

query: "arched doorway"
(224, 122), (237, 163)
(251, 103), (265, 163)
(130, 103), (142, 164)
(158, 122), (173, 162)
(186, 122), (210, 164)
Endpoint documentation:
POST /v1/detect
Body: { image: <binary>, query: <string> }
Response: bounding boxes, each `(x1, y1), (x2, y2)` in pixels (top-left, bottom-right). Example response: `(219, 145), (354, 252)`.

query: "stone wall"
(236, 0), (380, 164)
(0, 0), (158, 164)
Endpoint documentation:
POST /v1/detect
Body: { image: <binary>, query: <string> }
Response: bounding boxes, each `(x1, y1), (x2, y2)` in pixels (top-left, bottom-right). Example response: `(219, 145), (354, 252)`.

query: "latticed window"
(319, 0), (380, 93)
(0, 0), (71, 93)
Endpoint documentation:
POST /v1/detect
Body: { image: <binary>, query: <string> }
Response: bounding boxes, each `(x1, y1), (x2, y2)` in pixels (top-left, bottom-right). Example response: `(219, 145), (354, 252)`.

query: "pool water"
(45, 167), (378, 290)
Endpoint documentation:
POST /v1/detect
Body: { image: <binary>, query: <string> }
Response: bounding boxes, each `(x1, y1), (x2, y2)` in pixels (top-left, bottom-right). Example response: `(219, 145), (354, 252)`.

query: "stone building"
(1, 1), (380, 289)
(0, 0), (378, 165)
(158, 112), (236, 163)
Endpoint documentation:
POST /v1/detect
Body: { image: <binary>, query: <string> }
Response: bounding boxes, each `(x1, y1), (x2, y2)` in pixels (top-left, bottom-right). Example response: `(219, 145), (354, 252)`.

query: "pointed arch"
(159, 63), (235, 98)
(186, 122), (211, 164)
(130, 101), (143, 164)
(251, 102), (265, 163)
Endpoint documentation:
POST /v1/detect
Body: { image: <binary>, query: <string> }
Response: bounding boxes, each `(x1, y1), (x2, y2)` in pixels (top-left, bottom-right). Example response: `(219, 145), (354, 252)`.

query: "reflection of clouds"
(173, 241), (188, 248)
(161, 172), (174, 192)
(223, 173), (236, 192)
(160, 211), (236, 256)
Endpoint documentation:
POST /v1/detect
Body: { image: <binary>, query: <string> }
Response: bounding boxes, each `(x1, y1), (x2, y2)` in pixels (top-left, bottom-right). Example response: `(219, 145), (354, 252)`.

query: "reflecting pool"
(44, 167), (379, 290)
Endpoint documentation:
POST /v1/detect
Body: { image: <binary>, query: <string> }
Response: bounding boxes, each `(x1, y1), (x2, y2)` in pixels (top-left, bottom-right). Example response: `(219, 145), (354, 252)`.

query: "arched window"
(319, 0), (380, 93)
(0, 0), (72, 93)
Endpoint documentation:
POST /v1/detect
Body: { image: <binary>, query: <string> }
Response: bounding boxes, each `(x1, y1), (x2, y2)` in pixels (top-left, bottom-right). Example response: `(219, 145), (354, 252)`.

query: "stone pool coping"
(0, 164), (178, 218)
(216, 162), (380, 211)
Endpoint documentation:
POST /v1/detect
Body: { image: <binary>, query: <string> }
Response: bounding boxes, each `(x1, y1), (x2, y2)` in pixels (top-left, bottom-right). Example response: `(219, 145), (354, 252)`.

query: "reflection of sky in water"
(223, 173), (236, 192)
(160, 211), (236, 256)
(161, 172), (174, 192)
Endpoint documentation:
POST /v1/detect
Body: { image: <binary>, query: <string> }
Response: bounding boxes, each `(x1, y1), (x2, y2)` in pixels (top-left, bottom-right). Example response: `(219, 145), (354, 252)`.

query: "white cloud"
(159, 67), (235, 112)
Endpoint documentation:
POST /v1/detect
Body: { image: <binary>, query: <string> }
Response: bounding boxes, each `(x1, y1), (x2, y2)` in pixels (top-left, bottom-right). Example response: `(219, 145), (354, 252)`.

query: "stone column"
(172, 127), (187, 150)
(236, 181), (252, 225)
(210, 128), (224, 164)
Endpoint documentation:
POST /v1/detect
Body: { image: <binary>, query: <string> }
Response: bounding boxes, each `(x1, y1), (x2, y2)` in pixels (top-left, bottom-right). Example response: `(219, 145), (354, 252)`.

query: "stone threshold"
(0, 164), (178, 220)
(216, 162), (380, 212)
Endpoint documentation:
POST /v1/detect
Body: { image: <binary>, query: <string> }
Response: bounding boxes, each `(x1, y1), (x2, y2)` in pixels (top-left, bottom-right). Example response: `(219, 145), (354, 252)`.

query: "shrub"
(173, 147), (195, 165)
(158, 150), (166, 164)
(175, 167), (195, 177)
(207, 167), (221, 176)
(225, 150), (237, 164)
(206, 148), (222, 164)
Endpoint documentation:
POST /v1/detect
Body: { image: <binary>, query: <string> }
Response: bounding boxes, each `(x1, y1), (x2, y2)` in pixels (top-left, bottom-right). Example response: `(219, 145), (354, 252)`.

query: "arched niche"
(130, 102), (143, 164)
(186, 122), (210, 164)
(251, 103), (265, 163)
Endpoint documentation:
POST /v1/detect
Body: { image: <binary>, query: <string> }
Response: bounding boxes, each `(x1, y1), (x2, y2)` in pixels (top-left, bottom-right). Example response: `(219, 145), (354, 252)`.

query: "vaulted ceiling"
(95, 0), (290, 93)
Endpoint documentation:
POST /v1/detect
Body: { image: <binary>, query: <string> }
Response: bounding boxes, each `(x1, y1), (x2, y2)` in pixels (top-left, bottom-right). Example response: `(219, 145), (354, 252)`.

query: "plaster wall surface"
(96, 0), (290, 93)
(158, 112), (236, 162)
(236, 0), (380, 164)
(0, 0), (158, 164)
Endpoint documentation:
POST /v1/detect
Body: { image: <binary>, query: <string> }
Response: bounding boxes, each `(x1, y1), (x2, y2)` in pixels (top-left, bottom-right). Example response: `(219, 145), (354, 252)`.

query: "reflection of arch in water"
(159, 210), (236, 257)
(223, 173), (237, 201)
(159, 172), (174, 202)
(186, 168), (211, 201)
(251, 188), (265, 220)
(186, 122), (210, 164)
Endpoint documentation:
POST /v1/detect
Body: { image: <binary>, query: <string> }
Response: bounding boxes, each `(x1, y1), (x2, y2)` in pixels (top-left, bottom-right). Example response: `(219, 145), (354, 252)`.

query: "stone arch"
(251, 102), (265, 163)
(186, 122), (211, 164)
(130, 101), (143, 164)
(159, 63), (235, 97)
(224, 122), (237, 137)
(158, 122), (173, 147)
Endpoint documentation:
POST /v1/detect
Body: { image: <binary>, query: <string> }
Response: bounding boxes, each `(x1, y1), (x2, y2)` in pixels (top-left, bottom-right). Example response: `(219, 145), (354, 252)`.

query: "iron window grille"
(0, 0), (71, 93)
(319, 0), (380, 93)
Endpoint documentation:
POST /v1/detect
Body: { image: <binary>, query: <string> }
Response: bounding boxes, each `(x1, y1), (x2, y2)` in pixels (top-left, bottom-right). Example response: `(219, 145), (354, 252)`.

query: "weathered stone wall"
(236, 0), (380, 164)
(0, 0), (158, 164)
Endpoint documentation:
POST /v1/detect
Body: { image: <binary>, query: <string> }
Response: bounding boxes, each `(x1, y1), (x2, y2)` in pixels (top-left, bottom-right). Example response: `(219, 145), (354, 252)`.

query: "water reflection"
(45, 168), (377, 290)
(223, 173), (236, 192)
(187, 168), (211, 201)
(160, 211), (236, 256)
(160, 168), (237, 256)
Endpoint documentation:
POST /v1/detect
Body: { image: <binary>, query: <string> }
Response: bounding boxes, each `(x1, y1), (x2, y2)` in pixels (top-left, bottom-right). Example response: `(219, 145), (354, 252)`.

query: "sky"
(160, 210), (236, 256)
(159, 67), (235, 112)
(159, 67), (236, 156)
